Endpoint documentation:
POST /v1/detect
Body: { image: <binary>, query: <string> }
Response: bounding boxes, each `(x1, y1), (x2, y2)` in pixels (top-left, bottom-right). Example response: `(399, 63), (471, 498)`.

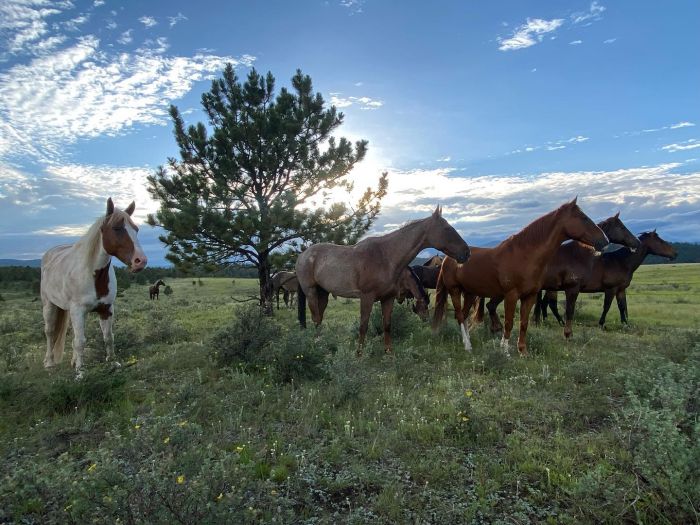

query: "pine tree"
(148, 65), (387, 312)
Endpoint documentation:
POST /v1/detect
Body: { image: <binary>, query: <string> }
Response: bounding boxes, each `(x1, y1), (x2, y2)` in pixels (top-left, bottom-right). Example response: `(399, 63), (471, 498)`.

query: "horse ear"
(653, 228), (657, 233)
(106, 197), (114, 216)
(570, 196), (578, 206)
(125, 201), (136, 216)
(614, 211), (620, 219)
(433, 205), (441, 217)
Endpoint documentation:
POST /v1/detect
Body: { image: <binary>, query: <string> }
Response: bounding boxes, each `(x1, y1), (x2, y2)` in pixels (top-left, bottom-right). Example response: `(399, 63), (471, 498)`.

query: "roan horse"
(490, 212), (641, 339)
(149, 279), (166, 300)
(296, 206), (469, 353)
(272, 271), (299, 309)
(538, 230), (677, 330)
(41, 198), (147, 377)
(432, 199), (608, 356)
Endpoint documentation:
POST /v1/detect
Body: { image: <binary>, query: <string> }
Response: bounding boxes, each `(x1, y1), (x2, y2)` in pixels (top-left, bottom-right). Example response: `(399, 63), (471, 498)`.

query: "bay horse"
(538, 230), (676, 329)
(296, 206), (469, 353)
(432, 199), (608, 356)
(410, 254), (443, 290)
(41, 198), (147, 377)
(272, 271), (299, 309)
(489, 212), (641, 338)
(395, 267), (431, 320)
(149, 279), (166, 300)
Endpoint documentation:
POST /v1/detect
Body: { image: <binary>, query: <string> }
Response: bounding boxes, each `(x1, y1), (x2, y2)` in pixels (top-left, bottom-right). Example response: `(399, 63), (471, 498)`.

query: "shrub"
(144, 310), (187, 344)
(163, 285), (173, 296)
(367, 302), (417, 341)
(45, 366), (128, 414)
(209, 306), (281, 369)
(270, 330), (330, 384)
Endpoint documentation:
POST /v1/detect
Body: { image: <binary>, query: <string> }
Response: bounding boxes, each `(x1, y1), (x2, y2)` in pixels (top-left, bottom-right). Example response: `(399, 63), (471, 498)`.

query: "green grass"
(0, 265), (698, 524)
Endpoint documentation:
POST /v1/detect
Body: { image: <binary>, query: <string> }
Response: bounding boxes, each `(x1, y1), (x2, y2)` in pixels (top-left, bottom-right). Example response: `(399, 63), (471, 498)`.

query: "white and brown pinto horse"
(41, 198), (147, 377)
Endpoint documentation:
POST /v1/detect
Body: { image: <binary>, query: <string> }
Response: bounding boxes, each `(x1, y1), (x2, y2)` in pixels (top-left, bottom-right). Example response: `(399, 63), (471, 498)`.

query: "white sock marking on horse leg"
(460, 322), (472, 352)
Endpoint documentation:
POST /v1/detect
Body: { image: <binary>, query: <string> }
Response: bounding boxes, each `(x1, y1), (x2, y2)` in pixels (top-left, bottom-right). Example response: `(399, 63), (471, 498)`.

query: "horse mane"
(499, 204), (566, 249)
(73, 216), (106, 268)
(408, 266), (429, 303)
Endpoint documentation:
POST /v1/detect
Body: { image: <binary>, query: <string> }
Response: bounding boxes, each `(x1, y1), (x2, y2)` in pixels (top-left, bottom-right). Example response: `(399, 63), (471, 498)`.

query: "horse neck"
(625, 242), (650, 272)
(508, 210), (568, 266)
(381, 219), (431, 275)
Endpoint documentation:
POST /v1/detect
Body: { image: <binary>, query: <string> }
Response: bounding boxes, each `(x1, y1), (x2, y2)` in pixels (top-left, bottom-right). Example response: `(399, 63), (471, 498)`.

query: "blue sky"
(1, 0), (699, 265)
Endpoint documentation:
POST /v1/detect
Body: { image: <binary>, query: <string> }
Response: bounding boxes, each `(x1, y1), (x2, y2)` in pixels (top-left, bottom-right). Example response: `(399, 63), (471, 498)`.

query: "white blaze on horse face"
(460, 321), (472, 352)
(126, 221), (147, 271)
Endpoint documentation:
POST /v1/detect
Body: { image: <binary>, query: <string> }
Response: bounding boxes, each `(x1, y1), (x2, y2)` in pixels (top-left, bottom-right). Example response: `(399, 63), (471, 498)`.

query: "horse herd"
(39, 198), (676, 377)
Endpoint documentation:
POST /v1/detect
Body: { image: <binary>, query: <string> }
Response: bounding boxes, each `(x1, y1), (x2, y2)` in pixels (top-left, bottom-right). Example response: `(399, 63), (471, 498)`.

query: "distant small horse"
(41, 198), (147, 377)
(272, 271), (299, 309)
(149, 279), (166, 300)
(297, 206), (469, 353)
(433, 199), (608, 356)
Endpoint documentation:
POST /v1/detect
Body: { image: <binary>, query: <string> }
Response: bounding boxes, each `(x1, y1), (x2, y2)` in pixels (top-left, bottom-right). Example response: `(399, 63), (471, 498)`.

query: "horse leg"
(357, 294), (374, 356)
(517, 293), (538, 356)
(547, 292), (564, 326)
(501, 291), (518, 350)
(381, 298), (394, 353)
(616, 288), (628, 324)
(317, 288), (330, 320)
(99, 305), (116, 363)
(599, 289), (615, 328)
(304, 287), (322, 326)
(69, 307), (87, 378)
(283, 289), (290, 308)
(449, 288), (471, 351)
(487, 297), (503, 334)
(43, 302), (60, 368)
(563, 289), (579, 339)
(533, 290), (543, 325)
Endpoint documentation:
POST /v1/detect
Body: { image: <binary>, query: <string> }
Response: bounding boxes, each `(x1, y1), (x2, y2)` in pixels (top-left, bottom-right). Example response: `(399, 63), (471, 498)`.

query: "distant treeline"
(644, 242), (700, 264)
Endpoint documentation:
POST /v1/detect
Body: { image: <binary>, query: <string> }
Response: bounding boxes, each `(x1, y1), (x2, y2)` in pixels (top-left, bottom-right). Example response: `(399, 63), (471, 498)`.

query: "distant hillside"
(0, 259), (41, 267)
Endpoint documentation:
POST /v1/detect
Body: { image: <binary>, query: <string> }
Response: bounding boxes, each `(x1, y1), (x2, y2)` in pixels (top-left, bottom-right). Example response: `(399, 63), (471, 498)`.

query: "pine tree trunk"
(258, 255), (274, 315)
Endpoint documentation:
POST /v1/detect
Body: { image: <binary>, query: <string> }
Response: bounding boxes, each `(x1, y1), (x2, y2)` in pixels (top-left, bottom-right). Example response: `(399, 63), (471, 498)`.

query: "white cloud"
(138, 16), (157, 28)
(661, 139), (700, 153)
(62, 13), (89, 31)
(603, 38), (617, 44)
(339, 0), (364, 14)
(0, 0), (72, 56)
(93, 0), (105, 6)
(330, 94), (383, 110)
(168, 12), (187, 28)
(437, 156), (451, 162)
(571, 1), (606, 24)
(569, 40), (583, 45)
(507, 135), (589, 156)
(0, 35), (253, 162)
(498, 17), (564, 51)
(670, 121), (695, 129)
(117, 29), (132, 44)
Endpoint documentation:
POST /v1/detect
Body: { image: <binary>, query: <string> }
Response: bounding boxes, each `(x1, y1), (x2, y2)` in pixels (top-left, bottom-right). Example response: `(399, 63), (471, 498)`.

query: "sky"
(1, 0), (699, 265)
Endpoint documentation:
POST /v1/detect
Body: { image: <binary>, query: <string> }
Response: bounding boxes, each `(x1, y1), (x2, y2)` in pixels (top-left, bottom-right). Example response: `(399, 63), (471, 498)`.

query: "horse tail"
(471, 297), (485, 324)
(297, 286), (307, 328)
(51, 308), (70, 363)
(432, 265), (448, 330)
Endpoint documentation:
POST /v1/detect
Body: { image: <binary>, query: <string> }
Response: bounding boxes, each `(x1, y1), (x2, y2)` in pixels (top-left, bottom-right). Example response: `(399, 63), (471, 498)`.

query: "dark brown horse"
(396, 267), (431, 320)
(432, 199), (608, 356)
(149, 279), (166, 300)
(538, 230), (676, 329)
(410, 265), (441, 289)
(485, 213), (640, 338)
(296, 206), (470, 353)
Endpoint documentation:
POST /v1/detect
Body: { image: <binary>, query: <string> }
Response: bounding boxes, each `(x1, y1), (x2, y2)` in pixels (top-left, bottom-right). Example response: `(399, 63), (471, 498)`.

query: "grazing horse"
(410, 254), (443, 290)
(149, 279), (166, 300)
(496, 212), (640, 338)
(423, 254), (444, 267)
(41, 198), (147, 377)
(433, 199), (608, 356)
(272, 271), (299, 309)
(539, 230), (676, 329)
(395, 267), (431, 320)
(296, 206), (470, 353)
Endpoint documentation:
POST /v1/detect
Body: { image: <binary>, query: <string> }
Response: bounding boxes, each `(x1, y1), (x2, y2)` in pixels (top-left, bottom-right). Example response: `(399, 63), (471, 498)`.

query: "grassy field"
(0, 264), (698, 524)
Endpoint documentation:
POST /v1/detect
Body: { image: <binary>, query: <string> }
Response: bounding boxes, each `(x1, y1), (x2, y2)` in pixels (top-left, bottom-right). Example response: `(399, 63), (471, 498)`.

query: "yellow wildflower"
(465, 389), (473, 397)
(163, 436), (170, 444)
(462, 416), (469, 422)
(176, 475), (185, 484)
(216, 492), (224, 501)
(134, 424), (141, 430)
(235, 445), (245, 453)
(178, 420), (188, 427)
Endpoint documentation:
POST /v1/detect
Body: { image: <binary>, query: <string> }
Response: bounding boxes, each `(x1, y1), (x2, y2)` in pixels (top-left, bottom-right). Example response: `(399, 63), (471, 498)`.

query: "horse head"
(639, 230), (677, 260)
(101, 197), (147, 272)
(598, 212), (641, 250)
(426, 206), (470, 263)
(560, 198), (609, 252)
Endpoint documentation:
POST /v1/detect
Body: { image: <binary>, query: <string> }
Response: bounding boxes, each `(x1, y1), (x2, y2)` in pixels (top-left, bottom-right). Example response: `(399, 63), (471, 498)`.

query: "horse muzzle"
(130, 254), (148, 272)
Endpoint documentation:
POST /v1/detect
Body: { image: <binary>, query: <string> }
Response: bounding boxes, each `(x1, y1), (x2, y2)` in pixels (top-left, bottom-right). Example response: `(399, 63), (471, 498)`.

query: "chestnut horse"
(296, 206), (470, 353)
(432, 199), (608, 356)
(538, 230), (677, 329)
(487, 212), (641, 338)
(41, 198), (147, 377)
(149, 279), (166, 300)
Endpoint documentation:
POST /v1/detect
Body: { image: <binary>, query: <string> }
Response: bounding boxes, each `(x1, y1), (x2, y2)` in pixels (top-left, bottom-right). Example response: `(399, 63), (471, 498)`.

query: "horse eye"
(112, 226), (126, 232)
